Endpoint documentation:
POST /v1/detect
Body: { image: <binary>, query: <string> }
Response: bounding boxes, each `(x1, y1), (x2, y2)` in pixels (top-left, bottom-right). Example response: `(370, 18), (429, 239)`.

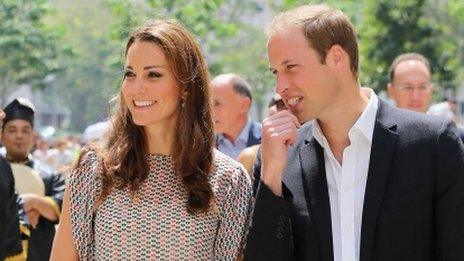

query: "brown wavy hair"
(83, 19), (215, 214)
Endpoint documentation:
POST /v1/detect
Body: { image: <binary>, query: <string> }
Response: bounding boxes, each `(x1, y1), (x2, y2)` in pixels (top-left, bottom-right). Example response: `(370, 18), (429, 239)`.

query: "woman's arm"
(49, 186), (78, 261)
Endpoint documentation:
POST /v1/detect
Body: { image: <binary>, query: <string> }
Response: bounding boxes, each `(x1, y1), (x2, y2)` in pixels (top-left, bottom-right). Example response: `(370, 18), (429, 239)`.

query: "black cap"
(3, 97), (36, 127)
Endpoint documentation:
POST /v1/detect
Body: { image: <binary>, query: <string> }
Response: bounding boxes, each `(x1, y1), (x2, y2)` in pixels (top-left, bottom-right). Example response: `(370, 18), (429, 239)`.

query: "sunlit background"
(2, 0), (464, 140)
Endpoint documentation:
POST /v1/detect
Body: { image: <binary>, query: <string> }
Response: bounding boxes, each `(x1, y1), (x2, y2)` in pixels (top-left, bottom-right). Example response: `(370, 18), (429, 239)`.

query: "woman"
(50, 20), (252, 260)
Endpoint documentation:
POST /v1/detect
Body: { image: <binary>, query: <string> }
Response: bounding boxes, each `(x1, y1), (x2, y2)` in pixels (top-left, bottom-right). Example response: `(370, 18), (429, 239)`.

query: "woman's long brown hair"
(82, 19), (215, 214)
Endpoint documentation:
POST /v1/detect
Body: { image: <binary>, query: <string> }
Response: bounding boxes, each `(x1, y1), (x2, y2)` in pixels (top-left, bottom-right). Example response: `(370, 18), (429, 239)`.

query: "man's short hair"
(389, 52), (431, 82)
(213, 73), (253, 101)
(267, 4), (359, 78)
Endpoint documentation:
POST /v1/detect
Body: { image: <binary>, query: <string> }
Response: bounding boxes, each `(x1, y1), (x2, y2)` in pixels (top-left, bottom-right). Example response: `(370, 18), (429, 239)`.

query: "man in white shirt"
(244, 4), (464, 261)
(211, 73), (261, 159)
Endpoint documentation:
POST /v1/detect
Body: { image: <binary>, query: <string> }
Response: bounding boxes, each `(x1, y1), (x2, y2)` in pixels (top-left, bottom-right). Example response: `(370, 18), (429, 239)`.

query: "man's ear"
(387, 82), (395, 98)
(327, 44), (345, 70)
(241, 97), (251, 112)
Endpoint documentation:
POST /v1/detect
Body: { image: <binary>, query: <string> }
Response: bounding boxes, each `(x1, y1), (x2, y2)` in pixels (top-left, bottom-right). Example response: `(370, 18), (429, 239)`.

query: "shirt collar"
(352, 88), (378, 142)
(218, 118), (252, 144)
(312, 88), (378, 145)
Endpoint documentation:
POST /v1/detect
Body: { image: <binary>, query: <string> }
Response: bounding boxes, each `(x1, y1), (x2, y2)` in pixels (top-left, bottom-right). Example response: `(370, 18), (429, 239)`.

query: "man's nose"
(275, 74), (289, 95)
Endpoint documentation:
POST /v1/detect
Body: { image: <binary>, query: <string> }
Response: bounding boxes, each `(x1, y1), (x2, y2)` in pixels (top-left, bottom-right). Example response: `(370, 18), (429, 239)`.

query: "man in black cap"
(2, 97), (65, 261)
(0, 106), (23, 260)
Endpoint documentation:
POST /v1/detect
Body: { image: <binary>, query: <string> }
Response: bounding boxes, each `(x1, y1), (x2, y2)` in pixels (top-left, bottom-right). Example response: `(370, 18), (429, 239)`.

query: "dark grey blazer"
(245, 99), (464, 261)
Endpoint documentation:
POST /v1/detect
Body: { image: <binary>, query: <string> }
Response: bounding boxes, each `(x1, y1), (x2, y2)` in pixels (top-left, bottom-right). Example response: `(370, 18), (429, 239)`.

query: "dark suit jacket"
(0, 156), (22, 259)
(215, 120), (262, 148)
(245, 100), (464, 261)
(459, 127), (464, 143)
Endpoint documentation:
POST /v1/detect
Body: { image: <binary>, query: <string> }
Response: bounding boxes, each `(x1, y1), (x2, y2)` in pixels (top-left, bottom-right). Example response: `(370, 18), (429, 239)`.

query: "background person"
(211, 73), (261, 160)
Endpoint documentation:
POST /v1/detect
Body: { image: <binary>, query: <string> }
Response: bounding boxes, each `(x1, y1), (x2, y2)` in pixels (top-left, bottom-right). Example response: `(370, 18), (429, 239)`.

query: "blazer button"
(278, 221), (285, 227)
(279, 215), (286, 221)
(277, 226), (284, 233)
(276, 232), (283, 239)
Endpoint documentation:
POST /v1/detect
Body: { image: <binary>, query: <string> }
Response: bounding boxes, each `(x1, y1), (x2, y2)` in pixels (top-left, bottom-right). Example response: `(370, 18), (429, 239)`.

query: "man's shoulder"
(250, 120), (262, 133)
(458, 127), (464, 142)
(378, 99), (450, 138)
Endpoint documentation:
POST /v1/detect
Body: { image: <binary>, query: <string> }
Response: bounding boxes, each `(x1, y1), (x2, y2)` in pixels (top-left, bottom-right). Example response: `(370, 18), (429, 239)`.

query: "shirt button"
(344, 223), (352, 232)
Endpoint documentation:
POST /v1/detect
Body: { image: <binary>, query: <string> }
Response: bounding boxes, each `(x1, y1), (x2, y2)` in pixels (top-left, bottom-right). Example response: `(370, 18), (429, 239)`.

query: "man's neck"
(318, 88), (370, 163)
(6, 153), (29, 164)
(222, 117), (249, 144)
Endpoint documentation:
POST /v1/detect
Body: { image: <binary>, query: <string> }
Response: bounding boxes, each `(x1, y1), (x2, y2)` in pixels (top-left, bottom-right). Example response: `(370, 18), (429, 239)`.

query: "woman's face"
(122, 40), (183, 130)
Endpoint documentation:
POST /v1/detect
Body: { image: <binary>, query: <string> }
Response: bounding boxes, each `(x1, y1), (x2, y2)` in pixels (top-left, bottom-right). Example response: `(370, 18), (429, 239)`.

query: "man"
(211, 73), (261, 159)
(0, 108), (23, 260)
(387, 52), (464, 142)
(2, 97), (65, 261)
(245, 4), (464, 261)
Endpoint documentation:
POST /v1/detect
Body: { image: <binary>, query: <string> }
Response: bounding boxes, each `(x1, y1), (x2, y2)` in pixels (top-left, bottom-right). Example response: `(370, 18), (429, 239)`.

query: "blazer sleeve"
(244, 151), (295, 261)
(434, 120), (464, 260)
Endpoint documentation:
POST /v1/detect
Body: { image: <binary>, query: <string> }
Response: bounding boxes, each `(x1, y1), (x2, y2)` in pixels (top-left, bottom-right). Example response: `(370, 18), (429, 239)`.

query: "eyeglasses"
(395, 83), (432, 94)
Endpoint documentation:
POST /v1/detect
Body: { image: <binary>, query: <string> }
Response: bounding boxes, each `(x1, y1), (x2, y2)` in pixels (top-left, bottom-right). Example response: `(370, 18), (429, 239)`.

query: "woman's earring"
(181, 98), (185, 108)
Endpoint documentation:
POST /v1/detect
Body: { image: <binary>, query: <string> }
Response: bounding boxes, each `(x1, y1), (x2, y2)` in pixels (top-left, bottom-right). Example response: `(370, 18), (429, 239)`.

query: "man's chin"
(407, 106), (425, 113)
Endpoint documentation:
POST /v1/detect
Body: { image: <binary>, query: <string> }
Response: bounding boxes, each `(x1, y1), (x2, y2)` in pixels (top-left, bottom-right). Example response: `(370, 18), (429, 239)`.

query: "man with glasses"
(387, 53), (433, 113)
(387, 52), (464, 141)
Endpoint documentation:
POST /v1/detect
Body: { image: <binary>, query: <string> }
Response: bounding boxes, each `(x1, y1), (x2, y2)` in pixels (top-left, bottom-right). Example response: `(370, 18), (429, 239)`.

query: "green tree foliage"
(105, 0), (272, 119)
(47, 0), (119, 131)
(104, 0), (239, 74)
(0, 0), (65, 105)
(359, 0), (458, 93)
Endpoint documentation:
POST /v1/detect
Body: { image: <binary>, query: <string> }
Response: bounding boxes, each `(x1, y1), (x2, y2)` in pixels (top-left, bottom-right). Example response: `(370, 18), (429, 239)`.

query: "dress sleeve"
(214, 162), (253, 260)
(68, 150), (101, 260)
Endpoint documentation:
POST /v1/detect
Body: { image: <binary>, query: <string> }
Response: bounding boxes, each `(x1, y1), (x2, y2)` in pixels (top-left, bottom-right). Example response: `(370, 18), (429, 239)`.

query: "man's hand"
(26, 209), (40, 229)
(22, 193), (59, 222)
(22, 193), (41, 212)
(261, 110), (300, 196)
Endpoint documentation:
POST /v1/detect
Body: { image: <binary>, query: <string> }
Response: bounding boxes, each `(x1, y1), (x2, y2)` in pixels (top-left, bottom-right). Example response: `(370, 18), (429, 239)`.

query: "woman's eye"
(148, 71), (162, 78)
(124, 71), (135, 78)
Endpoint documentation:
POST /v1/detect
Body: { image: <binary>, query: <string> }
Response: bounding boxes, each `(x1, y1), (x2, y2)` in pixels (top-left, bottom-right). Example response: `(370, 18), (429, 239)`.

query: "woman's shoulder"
(211, 149), (250, 188)
(68, 148), (103, 185)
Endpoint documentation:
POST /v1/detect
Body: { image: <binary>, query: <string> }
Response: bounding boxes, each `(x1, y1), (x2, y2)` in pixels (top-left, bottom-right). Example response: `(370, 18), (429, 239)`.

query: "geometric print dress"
(68, 149), (253, 260)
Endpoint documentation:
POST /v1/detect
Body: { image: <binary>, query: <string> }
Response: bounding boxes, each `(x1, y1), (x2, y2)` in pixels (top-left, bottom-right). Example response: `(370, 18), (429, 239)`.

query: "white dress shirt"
(312, 88), (378, 261)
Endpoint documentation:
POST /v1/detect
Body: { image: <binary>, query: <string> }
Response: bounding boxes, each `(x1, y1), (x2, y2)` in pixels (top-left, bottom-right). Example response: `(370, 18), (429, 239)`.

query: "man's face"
(388, 60), (433, 113)
(268, 28), (339, 123)
(0, 109), (4, 128)
(211, 81), (248, 134)
(2, 119), (34, 159)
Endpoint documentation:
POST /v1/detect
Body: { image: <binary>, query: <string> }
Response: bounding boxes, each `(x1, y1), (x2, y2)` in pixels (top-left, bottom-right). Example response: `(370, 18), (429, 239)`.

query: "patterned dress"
(68, 150), (252, 260)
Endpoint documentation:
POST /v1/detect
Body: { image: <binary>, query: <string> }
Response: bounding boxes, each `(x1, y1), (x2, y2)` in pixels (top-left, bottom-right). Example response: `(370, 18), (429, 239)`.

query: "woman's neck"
(144, 124), (176, 155)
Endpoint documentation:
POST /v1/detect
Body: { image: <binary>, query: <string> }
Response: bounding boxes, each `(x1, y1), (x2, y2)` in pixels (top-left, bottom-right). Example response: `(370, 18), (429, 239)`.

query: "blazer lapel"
(299, 134), (334, 261)
(360, 100), (399, 261)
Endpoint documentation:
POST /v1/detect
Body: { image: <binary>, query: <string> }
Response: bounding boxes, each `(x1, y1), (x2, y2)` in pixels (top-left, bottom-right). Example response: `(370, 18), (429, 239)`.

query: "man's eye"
(287, 64), (297, 70)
